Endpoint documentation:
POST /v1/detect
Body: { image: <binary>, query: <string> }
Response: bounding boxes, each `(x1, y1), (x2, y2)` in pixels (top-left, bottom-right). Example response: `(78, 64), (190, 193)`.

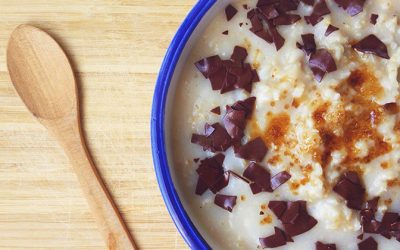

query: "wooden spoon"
(7, 24), (137, 250)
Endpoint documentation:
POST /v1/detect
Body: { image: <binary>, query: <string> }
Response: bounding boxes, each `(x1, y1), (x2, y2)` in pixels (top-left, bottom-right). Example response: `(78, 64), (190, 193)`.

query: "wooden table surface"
(0, 1), (197, 249)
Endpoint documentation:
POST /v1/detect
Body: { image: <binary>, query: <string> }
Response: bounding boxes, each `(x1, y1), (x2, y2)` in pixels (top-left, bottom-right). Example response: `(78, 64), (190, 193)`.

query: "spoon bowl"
(7, 25), (76, 120)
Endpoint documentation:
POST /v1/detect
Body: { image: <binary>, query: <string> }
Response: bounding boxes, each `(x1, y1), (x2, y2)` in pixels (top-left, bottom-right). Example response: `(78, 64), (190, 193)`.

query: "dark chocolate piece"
(222, 30), (229, 35)
(305, 0), (331, 26)
(380, 212), (399, 239)
(243, 162), (272, 193)
(273, 14), (301, 26)
(267, 21), (285, 50)
(365, 197), (379, 212)
(225, 4), (238, 21)
(255, 29), (274, 43)
(210, 106), (221, 115)
(235, 137), (268, 162)
(259, 227), (289, 248)
(316, 241), (337, 250)
(194, 48), (259, 94)
(268, 200), (318, 237)
(268, 200), (287, 219)
(270, 171), (291, 190)
(196, 154), (228, 194)
(300, 0), (315, 5)
(334, 0), (366, 16)
(231, 46), (248, 62)
(297, 33), (316, 56)
(258, 5), (279, 20)
(191, 123), (232, 152)
(276, 0), (300, 12)
(370, 14), (378, 25)
(333, 171), (365, 210)
(223, 97), (256, 140)
(195, 178), (208, 195)
(195, 55), (222, 79)
(357, 237), (377, 250)
(309, 49), (337, 82)
(352, 34), (390, 59)
(214, 194), (237, 212)
(228, 170), (250, 183)
(256, 0), (279, 7)
(325, 24), (339, 36)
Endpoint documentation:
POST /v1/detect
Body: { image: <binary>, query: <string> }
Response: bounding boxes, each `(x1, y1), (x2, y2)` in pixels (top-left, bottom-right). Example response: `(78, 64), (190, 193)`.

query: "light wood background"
(0, 1), (196, 249)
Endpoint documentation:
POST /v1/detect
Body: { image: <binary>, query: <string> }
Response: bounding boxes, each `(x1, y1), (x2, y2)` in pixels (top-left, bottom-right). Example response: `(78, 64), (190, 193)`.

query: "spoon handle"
(42, 115), (137, 250)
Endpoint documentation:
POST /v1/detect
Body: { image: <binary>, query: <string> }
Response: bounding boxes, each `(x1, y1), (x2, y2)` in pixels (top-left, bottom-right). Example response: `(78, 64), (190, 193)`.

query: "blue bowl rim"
(150, 1), (216, 249)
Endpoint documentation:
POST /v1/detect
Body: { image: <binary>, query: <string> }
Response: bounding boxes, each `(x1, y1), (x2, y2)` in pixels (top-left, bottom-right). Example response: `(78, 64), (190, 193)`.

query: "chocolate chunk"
(239, 22), (244, 27)
(352, 34), (390, 59)
(249, 14), (264, 32)
(361, 215), (381, 234)
(357, 237), (377, 250)
(257, 0), (279, 7)
(222, 30), (229, 35)
(267, 21), (285, 50)
(333, 171), (365, 210)
(259, 227), (289, 248)
(195, 178), (208, 195)
(334, 0), (366, 16)
(268, 201), (287, 219)
(223, 97), (256, 140)
(298, 34), (316, 56)
(380, 212), (399, 239)
(209, 172), (230, 193)
(273, 14), (301, 26)
(243, 162), (272, 193)
(258, 5), (279, 20)
(304, 15), (324, 26)
(325, 24), (339, 36)
(359, 197), (381, 234)
(243, 4), (248, 10)
(357, 233), (364, 240)
(268, 200), (318, 237)
(316, 241), (337, 250)
(383, 103), (399, 114)
(235, 137), (268, 162)
(191, 123), (232, 152)
(365, 197), (379, 212)
(193, 158), (200, 163)
(370, 14), (378, 25)
(214, 194), (237, 212)
(276, 0), (300, 12)
(300, 0), (315, 5)
(255, 29), (274, 43)
(195, 48), (259, 94)
(195, 55), (222, 79)
(309, 49), (337, 82)
(228, 170), (250, 183)
(231, 46), (248, 62)
(270, 171), (291, 190)
(196, 154), (229, 194)
(225, 4), (238, 21)
(305, 0), (331, 26)
(211, 106), (221, 115)
(312, 0), (331, 16)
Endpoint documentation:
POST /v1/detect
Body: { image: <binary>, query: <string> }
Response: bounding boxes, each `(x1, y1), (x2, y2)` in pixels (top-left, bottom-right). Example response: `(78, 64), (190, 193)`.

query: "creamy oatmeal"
(167, 0), (400, 249)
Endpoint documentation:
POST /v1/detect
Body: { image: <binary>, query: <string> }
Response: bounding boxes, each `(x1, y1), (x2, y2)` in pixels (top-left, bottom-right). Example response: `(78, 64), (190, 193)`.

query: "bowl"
(150, 0), (232, 249)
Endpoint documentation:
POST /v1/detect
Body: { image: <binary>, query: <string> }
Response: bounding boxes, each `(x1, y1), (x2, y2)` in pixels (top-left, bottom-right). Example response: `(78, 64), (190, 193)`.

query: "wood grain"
(0, 1), (196, 249)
